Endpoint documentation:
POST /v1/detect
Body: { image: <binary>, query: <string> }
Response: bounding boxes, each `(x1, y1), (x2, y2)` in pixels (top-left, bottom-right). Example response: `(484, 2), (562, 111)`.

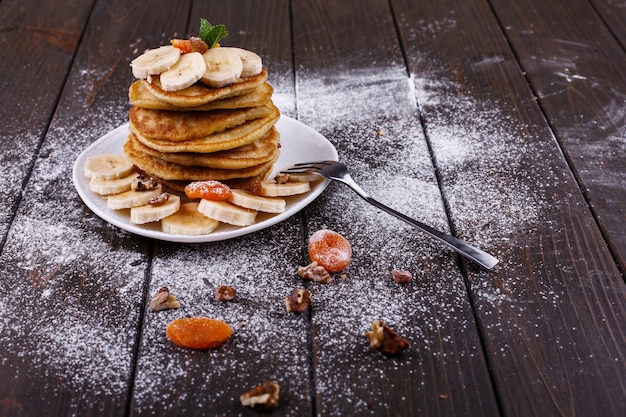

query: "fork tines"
(280, 161), (332, 173)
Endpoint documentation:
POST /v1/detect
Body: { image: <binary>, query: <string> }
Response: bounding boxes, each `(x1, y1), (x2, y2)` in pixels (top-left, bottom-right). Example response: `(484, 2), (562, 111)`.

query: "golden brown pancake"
(130, 102), (280, 153)
(129, 81), (274, 111)
(124, 137), (280, 181)
(146, 166), (275, 194)
(129, 103), (274, 142)
(140, 69), (268, 108)
(126, 127), (280, 169)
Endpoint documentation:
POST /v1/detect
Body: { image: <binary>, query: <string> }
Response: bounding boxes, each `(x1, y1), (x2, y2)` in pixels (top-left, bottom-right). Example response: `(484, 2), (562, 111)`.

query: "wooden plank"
(0, 1), (190, 416)
(126, 2), (316, 416)
(590, 0), (626, 47)
(291, 0), (500, 415)
(0, 0), (93, 243)
(393, 0), (626, 415)
(492, 0), (626, 272)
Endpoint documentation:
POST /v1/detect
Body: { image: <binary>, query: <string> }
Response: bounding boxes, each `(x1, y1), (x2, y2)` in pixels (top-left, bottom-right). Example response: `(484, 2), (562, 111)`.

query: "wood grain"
(292, 0), (500, 415)
(393, 0), (626, 415)
(0, 1), (189, 416)
(490, 0), (626, 273)
(0, 0), (93, 243)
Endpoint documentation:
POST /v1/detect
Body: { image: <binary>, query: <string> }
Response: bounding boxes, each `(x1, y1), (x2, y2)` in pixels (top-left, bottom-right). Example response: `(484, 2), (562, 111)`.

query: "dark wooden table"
(1, 0), (624, 416)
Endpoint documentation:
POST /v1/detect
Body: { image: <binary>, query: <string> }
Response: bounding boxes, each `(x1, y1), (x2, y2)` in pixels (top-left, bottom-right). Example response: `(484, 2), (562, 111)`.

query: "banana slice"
(285, 173), (321, 183)
(90, 171), (137, 195)
(201, 47), (243, 88)
(255, 181), (311, 197)
(159, 52), (206, 91)
(229, 189), (285, 213)
(107, 185), (163, 210)
(161, 202), (219, 235)
(84, 154), (135, 181)
(131, 45), (181, 79)
(130, 194), (181, 224)
(227, 47), (263, 77)
(197, 199), (257, 226)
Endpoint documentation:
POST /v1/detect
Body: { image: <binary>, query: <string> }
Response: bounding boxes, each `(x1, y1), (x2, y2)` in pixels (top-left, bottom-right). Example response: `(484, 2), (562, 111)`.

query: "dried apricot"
(184, 180), (232, 201)
(166, 317), (232, 349)
(308, 229), (352, 273)
(170, 37), (209, 54)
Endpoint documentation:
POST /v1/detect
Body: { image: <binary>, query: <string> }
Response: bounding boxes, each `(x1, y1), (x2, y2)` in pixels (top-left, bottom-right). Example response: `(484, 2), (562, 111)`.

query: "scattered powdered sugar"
(0, 24), (569, 415)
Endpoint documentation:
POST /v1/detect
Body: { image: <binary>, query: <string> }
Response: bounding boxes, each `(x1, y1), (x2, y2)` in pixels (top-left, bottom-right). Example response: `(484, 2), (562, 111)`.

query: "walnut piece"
(149, 287), (180, 311)
(392, 269), (412, 283)
(240, 381), (280, 411)
(297, 261), (332, 284)
(148, 192), (170, 206)
(215, 285), (237, 301)
(365, 320), (410, 355)
(285, 288), (311, 312)
(131, 174), (158, 191)
(274, 173), (290, 184)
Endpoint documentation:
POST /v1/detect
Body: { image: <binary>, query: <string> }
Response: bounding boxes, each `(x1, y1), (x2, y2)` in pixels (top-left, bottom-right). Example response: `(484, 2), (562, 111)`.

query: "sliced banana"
(84, 154), (135, 181)
(131, 45), (181, 79)
(255, 181), (311, 197)
(201, 47), (243, 88)
(198, 199), (257, 226)
(90, 172), (137, 195)
(130, 194), (181, 224)
(159, 52), (206, 91)
(286, 173), (321, 183)
(227, 47), (263, 77)
(107, 185), (163, 210)
(161, 202), (219, 235)
(229, 189), (285, 213)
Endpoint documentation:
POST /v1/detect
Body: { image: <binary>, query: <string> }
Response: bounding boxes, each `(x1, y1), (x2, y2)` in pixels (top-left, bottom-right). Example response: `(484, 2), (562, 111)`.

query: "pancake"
(130, 102), (280, 153)
(129, 81), (274, 111)
(124, 137), (280, 181)
(141, 69), (268, 108)
(129, 102), (275, 141)
(147, 165), (275, 194)
(126, 127), (280, 169)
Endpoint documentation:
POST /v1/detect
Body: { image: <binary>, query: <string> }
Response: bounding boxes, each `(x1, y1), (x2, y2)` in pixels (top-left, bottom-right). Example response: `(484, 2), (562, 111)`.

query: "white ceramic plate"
(72, 116), (338, 242)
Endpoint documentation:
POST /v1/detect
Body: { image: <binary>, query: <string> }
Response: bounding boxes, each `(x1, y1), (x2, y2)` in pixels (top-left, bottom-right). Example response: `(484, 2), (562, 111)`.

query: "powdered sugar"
(1, 29), (557, 417)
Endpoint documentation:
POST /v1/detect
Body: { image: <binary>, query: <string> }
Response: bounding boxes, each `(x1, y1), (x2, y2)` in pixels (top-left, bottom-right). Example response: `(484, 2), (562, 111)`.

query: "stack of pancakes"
(124, 69), (280, 192)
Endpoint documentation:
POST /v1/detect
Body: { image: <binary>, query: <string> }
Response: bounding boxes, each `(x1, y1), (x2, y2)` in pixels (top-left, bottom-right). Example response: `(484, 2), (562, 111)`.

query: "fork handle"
(362, 195), (499, 269)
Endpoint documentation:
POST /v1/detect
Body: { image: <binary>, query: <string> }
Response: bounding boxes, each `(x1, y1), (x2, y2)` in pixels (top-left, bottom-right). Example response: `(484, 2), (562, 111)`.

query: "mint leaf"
(199, 19), (228, 48)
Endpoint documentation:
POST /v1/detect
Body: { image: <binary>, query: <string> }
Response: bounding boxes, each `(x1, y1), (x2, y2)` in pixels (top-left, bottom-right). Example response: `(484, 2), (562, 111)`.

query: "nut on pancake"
(131, 102), (280, 153)
(126, 127), (280, 169)
(142, 69), (268, 107)
(129, 82), (274, 111)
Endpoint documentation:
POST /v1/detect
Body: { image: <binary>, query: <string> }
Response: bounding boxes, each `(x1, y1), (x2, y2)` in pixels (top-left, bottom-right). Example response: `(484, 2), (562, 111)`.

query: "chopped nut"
(274, 173), (290, 184)
(148, 192), (170, 206)
(365, 320), (410, 355)
(377, 129), (385, 137)
(149, 286), (180, 311)
(297, 261), (332, 284)
(392, 269), (412, 283)
(240, 381), (280, 411)
(285, 288), (311, 312)
(215, 285), (237, 301)
(131, 174), (158, 191)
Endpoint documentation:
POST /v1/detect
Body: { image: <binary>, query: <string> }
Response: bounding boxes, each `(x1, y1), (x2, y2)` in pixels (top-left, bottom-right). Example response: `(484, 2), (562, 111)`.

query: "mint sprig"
(199, 19), (228, 48)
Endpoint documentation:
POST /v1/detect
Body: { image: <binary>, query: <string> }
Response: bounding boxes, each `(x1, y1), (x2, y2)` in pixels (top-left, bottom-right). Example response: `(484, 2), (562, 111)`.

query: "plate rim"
(72, 115), (338, 243)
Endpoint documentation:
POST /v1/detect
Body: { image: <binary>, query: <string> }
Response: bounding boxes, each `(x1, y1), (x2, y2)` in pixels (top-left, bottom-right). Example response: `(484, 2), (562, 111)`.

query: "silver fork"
(281, 160), (499, 270)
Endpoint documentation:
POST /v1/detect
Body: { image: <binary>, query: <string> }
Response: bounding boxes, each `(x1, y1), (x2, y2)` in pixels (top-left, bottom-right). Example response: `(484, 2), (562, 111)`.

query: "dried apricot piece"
(171, 37), (209, 54)
(166, 317), (232, 349)
(184, 180), (232, 201)
(308, 229), (352, 273)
